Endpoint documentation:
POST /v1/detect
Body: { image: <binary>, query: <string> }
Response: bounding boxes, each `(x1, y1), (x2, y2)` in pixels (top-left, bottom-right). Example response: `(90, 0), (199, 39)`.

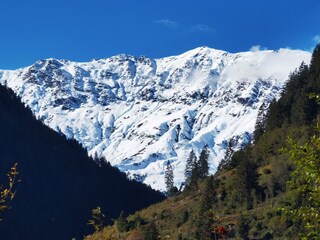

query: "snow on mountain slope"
(0, 47), (311, 190)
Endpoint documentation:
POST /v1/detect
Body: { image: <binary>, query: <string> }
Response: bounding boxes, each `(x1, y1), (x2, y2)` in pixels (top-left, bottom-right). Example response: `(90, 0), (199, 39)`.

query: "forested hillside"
(87, 45), (320, 239)
(0, 86), (164, 240)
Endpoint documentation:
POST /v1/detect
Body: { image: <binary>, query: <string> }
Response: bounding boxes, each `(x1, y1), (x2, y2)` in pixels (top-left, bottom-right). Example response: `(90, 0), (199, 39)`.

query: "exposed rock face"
(0, 47), (311, 190)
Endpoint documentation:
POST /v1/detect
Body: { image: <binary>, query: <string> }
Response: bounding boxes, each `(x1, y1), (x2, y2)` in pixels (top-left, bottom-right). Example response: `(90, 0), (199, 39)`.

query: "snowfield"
(0, 47), (311, 190)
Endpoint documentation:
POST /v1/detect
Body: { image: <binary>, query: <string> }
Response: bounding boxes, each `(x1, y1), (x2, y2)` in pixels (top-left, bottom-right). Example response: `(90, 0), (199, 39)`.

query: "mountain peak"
(0, 47), (311, 190)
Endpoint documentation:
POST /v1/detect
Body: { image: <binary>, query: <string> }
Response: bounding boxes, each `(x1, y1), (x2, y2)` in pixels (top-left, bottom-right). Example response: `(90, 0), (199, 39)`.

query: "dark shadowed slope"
(0, 85), (164, 240)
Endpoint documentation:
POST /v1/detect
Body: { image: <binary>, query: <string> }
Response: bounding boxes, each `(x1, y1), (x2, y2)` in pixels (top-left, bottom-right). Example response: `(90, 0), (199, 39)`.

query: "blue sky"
(0, 0), (319, 69)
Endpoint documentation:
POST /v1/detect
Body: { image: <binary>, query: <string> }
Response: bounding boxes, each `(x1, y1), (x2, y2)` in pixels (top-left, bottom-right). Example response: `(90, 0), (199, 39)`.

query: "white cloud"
(190, 24), (214, 33)
(155, 19), (179, 29)
(313, 35), (320, 44)
(249, 45), (268, 52)
(307, 35), (320, 52)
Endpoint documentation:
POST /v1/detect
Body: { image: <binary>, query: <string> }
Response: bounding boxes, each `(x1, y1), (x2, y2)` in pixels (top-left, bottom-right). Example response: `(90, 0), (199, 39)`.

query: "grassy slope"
(85, 177), (296, 239)
(85, 127), (311, 240)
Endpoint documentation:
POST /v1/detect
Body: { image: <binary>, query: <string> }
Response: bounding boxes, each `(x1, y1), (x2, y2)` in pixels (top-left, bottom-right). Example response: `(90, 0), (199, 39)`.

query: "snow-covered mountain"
(0, 47), (311, 190)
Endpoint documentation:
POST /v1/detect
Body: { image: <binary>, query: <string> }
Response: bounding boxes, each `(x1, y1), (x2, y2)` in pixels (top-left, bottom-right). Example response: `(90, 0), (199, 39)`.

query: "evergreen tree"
(253, 103), (267, 142)
(196, 209), (217, 240)
(218, 139), (234, 170)
(237, 214), (250, 240)
(185, 150), (196, 186)
(115, 210), (128, 233)
(196, 177), (217, 239)
(198, 145), (209, 179)
(199, 176), (216, 213)
(164, 161), (175, 196)
(87, 206), (105, 233)
(233, 149), (257, 209)
(143, 222), (158, 240)
(265, 99), (282, 131)
(310, 43), (320, 76)
(189, 158), (200, 188)
(132, 213), (145, 228)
